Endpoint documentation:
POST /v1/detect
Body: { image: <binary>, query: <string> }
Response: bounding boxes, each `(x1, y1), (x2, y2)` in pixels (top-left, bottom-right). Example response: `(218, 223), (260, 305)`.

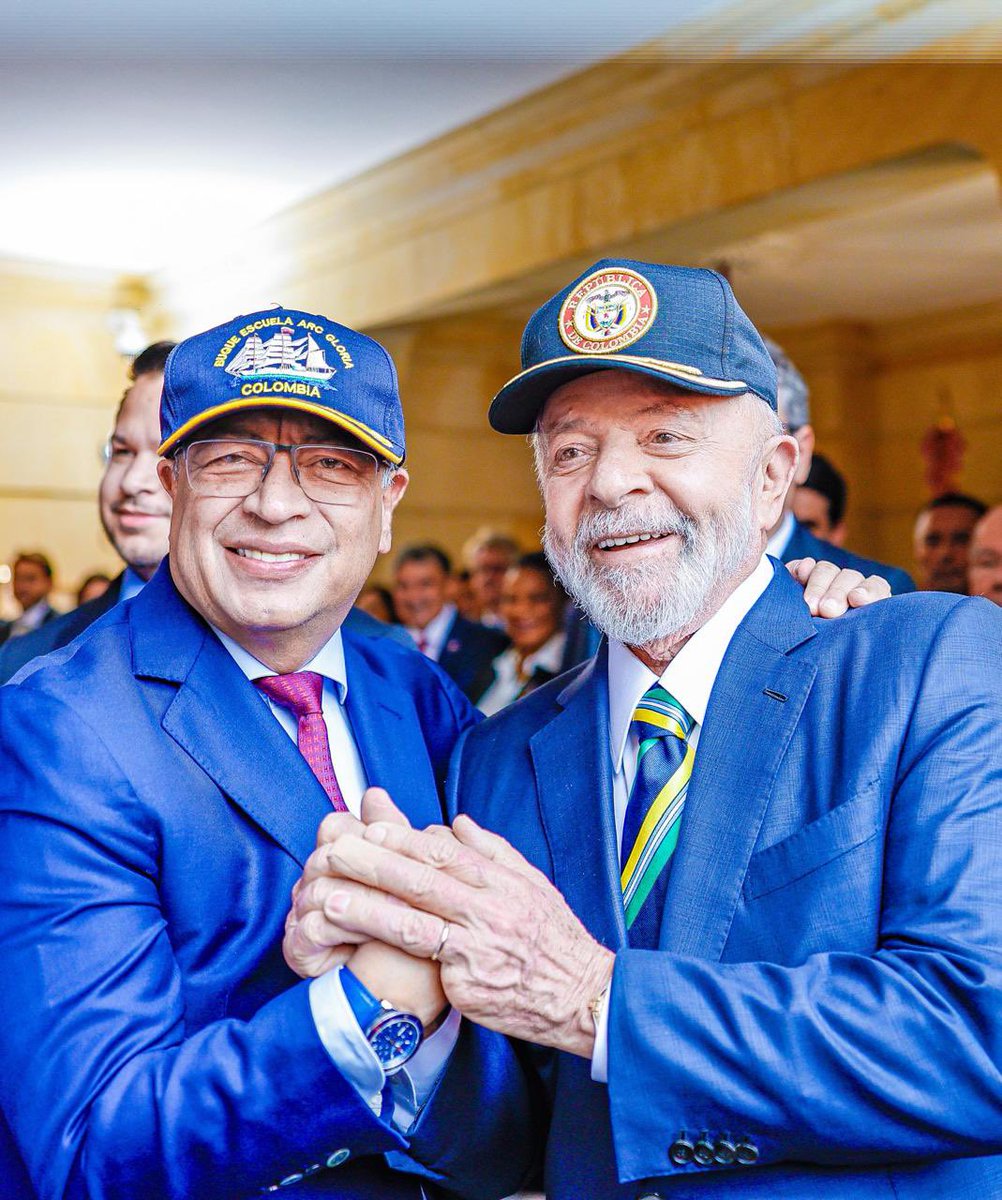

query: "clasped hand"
(285, 789), (613, 1057)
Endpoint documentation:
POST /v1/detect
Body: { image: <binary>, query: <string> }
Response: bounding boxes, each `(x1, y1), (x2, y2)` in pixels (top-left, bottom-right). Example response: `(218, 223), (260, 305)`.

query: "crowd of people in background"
(2, 338), (1001, 707)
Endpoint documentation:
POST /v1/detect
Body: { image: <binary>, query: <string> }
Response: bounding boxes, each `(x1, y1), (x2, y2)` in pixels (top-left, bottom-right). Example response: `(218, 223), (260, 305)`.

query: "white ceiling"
(0, 0), (737, 273)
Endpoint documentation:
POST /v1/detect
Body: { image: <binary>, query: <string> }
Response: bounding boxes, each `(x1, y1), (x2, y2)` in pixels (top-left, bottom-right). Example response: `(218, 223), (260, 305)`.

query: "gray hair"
(763, 336), (810, 430)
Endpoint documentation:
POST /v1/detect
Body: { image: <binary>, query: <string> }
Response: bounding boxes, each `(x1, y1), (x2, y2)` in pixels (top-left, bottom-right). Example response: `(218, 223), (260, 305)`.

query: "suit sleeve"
(607, 599), (1002, 1181)
(0, 687), (406, 1200)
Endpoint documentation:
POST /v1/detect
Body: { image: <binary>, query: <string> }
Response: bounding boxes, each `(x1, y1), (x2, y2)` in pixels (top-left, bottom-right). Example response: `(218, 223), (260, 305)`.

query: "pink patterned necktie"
(254, 671), (348, 812)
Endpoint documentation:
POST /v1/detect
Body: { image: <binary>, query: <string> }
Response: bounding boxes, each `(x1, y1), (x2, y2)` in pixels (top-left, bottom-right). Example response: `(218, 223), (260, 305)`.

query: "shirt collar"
(407, 602), (456, 655)
(211, 624), (349, 704)
(494, 630), (567, 682)
(608, 555), (775, 772)
(119, 566), (147, 602)
(766, 510), (796, 559)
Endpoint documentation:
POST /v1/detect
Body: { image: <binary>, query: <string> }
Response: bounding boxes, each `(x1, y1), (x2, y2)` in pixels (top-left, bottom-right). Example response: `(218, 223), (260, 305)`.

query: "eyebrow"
(541, 401), (700, 437)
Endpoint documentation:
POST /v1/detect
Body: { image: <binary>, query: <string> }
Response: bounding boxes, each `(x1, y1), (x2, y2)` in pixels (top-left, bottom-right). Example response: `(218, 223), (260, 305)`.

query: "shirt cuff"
(590, 978), (611, 1084)
(390, 1006), (462, 1130)
(308, 968), (385, 1115)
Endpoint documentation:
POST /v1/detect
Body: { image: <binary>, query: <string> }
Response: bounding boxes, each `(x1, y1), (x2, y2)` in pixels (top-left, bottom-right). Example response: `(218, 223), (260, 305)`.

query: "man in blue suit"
(0, 309), (535, 1199)
(293, 262), (1002, 1198)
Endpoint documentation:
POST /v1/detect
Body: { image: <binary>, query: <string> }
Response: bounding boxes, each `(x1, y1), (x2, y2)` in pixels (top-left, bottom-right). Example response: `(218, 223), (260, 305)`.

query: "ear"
(157, 457), (177, 499)
(792, 424), (815, 486)
(758, 434), (799, 534)
(377, 468), (409, 555)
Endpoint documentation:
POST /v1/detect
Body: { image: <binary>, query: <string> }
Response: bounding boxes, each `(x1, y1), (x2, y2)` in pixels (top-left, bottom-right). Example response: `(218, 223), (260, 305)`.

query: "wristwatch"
(339, 966), (424, 1075)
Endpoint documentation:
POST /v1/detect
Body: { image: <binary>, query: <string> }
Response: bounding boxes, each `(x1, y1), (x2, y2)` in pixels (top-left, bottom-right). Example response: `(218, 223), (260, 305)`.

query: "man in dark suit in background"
(764, 338), (916, 594)
(792, 452), (847, 545)
(393, 543), (508, 701)
(0, 552), (60, 646)
(0, 341), (175, 682)
(913, 491), (988, 593)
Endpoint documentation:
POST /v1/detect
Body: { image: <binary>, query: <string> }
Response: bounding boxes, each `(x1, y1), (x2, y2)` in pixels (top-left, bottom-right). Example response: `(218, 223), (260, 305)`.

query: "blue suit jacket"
(783, 520), (916, 596)
(436, 613), (508, 703)
(447, 563), (1002, 1198)
(0, 575), (412, 686)
(0, 565), (535, 1200)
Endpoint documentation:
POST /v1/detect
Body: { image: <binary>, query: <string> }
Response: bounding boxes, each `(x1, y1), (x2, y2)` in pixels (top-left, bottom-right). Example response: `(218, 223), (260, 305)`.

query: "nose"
(586, 445), (654, 509)
(120, 448), (160, 495)
(242, 449), (312, 522)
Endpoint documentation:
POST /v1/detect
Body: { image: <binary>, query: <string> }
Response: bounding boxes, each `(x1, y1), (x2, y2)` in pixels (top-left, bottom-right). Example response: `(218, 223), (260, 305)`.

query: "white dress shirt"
(212, 625), (460, 1127)
(592, 555), (775, 1082)
(406, 603), (456, 661)
(476, 631), (567, 716)
(6, 598), (56, 638)
(766, 510), (796, 560)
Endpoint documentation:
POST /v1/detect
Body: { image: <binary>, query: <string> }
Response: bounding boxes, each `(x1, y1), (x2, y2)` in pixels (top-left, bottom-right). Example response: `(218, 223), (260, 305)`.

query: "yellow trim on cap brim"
(498, 353), (749, 394)
(157, 396), (403, 464)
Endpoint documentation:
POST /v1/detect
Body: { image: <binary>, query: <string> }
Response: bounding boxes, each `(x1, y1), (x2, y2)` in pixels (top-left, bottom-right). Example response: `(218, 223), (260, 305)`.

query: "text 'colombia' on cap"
(158, 307), (405, 464)
(489, 259), (777, 433)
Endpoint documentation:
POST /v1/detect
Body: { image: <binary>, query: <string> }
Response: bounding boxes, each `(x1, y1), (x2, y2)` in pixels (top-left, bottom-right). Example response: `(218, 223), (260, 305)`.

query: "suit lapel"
(342, 638), (445, 830)
(660, 567), (817, 958)
(133, 564), (335, 867)
(530, 646), (627, 951)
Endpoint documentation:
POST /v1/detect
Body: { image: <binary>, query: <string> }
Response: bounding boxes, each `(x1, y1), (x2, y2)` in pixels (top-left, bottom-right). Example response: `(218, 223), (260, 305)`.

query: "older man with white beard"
(284, 261), (1002, 1200)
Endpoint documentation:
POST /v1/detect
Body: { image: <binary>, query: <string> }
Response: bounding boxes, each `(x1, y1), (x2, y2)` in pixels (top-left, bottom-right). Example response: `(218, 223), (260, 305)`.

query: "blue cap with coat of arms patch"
(489, 259), (777, 433)
(158, 307), (405, 464)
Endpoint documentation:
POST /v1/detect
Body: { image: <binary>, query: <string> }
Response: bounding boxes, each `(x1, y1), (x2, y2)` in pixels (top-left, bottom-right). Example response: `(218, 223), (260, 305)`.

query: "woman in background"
(477, 552), (568, 716)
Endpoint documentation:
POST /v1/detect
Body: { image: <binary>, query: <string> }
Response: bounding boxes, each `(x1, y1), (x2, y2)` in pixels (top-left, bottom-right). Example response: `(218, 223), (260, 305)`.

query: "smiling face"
(499, 564), (565, 657)
(535, 372), (795, 662)
(393, 557), (449, 630)
(967, 507), (1002, 606)
(100, 372), (172, 579)
(158, 409), (407, 671)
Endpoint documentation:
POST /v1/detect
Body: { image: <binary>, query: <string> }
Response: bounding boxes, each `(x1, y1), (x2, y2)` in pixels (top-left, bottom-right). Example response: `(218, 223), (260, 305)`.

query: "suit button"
(668, 1134), (694, 1165)
(714, 1138), (736, 1165)
(278, 1173), (304, 1187)
(303, 1163), (322, 1177)
(326, 1149), (351, 1168)
(637, 1193), (664, 1199)
(693, 1135), (715, 1166)
(735, 1139), (759, 1165)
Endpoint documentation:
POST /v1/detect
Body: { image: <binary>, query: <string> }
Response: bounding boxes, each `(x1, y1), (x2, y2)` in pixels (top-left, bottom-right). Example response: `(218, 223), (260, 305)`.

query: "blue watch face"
(368, 1012), (423, 1074)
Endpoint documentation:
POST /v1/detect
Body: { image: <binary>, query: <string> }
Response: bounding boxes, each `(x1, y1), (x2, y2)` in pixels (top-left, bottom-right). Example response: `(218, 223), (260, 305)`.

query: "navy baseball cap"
(489, 259), (777, 433)
(158, 307), (405, 464)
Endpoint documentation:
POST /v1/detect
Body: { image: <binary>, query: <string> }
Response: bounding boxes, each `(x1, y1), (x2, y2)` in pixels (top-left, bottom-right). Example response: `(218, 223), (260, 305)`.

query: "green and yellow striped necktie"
(620, 684), (694, 948)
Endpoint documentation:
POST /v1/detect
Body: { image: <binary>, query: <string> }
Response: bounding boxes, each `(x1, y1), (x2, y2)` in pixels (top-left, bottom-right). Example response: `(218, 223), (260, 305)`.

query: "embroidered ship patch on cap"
(212, 316), (358, 403)
(558, 266), (658, 355)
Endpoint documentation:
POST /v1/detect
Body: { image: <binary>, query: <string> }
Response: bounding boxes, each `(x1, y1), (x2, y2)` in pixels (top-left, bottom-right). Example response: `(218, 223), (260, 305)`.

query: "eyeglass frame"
(173, 437), (399, 505)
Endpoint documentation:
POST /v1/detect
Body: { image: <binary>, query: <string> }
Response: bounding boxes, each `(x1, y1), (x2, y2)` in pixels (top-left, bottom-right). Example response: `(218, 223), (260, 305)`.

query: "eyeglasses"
(180, 438), (384, 504)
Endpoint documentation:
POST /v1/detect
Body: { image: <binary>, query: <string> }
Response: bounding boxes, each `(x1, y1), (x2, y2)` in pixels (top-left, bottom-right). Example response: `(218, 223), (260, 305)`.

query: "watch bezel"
(367, 1009), (424, 1074)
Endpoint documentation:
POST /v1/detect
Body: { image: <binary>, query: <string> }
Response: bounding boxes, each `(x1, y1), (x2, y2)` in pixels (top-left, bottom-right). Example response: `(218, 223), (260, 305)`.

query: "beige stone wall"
(0, 260), (140, 617)
(6, 9), (1002, 602)
(772, 303), (1002, 575)
(368, 314), (542, 582)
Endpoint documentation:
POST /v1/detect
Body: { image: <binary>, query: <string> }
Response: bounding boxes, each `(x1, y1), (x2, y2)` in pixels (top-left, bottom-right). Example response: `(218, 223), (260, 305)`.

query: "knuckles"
(397, 909), (436, 951)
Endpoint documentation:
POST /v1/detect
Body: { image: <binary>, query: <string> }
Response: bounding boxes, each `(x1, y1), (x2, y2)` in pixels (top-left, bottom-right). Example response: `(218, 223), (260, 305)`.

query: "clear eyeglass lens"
(184, 439), (379, 502)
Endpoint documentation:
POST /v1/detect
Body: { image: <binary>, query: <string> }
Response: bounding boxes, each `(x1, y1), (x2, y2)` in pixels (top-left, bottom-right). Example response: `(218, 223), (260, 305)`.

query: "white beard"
(542, 489), (757, 647)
